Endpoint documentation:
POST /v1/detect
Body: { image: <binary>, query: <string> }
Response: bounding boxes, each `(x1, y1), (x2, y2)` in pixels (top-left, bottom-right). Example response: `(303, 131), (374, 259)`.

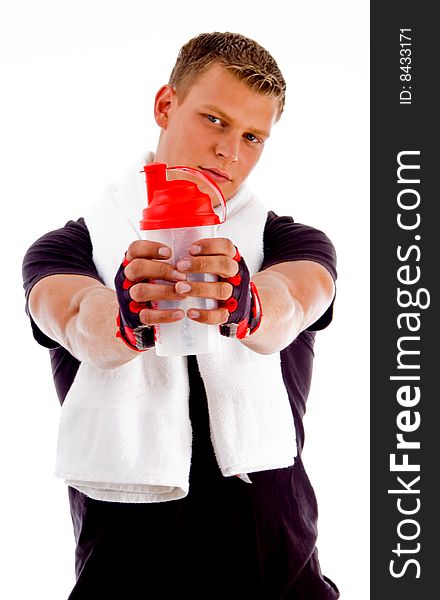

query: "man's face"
(154, 64), (280, 201)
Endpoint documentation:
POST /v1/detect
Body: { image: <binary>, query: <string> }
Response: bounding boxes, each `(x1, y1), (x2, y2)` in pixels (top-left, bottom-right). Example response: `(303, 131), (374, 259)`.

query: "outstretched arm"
(29, 274), (136, 369)
(242, 259), (335, 354)
(170, 237), (335, 354)
(28, 238), (335, 367)
(27, 241), (189, 369)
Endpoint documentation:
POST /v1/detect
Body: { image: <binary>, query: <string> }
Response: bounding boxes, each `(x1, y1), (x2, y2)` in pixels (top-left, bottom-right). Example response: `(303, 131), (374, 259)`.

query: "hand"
(114, 240), (188, 351)
(174, 238), (262, 339)
(170, 237), (237, 326)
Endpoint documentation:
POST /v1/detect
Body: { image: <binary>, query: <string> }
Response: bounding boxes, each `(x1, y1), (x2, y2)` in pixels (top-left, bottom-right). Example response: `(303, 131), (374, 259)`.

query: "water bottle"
(140, 162), (227, 356)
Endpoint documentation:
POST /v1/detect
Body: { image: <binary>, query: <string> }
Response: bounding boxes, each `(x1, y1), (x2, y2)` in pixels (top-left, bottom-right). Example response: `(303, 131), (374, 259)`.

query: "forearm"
(240, 260), (335, 355)
(65, 285), (138, 369)
(29, 275), (139, 370)
(240, 270), (304, 354)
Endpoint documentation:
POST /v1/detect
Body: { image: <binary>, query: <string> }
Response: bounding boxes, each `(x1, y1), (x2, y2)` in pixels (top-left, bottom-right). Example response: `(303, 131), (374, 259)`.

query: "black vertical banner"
(371, 2), (437, 598)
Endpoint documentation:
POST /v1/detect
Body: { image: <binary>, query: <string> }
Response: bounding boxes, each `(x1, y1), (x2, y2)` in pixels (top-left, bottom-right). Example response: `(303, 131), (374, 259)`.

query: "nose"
(215, 132), (240, 162)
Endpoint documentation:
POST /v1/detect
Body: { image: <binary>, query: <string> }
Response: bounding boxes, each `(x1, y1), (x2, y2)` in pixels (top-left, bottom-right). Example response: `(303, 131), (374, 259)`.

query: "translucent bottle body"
(142, 225), (220, 356)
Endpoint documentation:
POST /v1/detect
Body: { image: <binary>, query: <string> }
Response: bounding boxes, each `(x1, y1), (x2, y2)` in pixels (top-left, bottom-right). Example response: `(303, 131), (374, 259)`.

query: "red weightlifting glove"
(219, 248), (263, 340)
(114, 256), (155, 352)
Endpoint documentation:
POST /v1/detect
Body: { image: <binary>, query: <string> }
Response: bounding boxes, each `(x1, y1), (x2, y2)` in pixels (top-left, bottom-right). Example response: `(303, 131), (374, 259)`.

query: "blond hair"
(169, 32), (286, 117)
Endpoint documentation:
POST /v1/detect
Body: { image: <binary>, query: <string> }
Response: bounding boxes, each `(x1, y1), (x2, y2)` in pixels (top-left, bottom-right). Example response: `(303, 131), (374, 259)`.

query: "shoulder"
(22, 218), (102, 349)
(262, 211), (337, 282)
(23, 217), (91, 262)
(25, 217), (91, 252)
(22, 217), (101, 297)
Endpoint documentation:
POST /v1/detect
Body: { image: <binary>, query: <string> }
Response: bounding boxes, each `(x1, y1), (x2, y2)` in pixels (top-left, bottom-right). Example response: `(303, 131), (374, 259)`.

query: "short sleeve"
(261, 211), (337, 331)
(22, 218), (103, 348)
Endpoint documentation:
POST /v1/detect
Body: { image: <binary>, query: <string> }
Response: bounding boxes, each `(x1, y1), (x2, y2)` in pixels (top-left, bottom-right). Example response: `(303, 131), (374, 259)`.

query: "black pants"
(67, 478), (339, 600)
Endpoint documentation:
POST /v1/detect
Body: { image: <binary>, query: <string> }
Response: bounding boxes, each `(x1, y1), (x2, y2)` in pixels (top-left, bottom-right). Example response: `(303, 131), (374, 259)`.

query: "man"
(23, 32), (339, 599)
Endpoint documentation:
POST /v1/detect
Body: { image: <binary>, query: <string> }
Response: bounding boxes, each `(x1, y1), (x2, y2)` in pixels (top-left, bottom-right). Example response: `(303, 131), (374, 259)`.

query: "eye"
(244, 132), (261, 144)
(207, 114), (222, 125)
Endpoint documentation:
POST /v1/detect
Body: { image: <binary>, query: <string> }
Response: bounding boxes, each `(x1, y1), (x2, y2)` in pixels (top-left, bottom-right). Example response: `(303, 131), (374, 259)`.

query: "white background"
(1, 1), (369, 598)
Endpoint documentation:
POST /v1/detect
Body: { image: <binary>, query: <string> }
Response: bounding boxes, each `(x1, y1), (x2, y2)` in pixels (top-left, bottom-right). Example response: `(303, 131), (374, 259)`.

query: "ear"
(154, 84), (176, 129)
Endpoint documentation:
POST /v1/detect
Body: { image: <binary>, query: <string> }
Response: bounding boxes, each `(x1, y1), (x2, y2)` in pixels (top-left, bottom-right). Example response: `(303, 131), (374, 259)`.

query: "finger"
(139, 307), (185, 325)
(176, 255), (238, 278)
(125, 258), (187, 283)
(186, 307), (230, 325)
(175, 280), (233, 301)
(189, 237), (236, 258)
(125, 240), (172, 261)
(130, 282), (185, 302)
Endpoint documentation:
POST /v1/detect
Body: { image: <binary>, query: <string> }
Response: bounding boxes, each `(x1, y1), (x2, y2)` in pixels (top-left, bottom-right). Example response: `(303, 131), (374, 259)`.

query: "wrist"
(219, 280), (263, 340)
(116, 312), (154, 352)
(114, 254), (155, 352)
(247, 281), (263, 335)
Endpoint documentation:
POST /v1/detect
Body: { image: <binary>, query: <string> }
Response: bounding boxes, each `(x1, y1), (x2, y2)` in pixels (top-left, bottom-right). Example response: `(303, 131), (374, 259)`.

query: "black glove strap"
(114, 257), (155, 352)
(219, 248), (263, 340)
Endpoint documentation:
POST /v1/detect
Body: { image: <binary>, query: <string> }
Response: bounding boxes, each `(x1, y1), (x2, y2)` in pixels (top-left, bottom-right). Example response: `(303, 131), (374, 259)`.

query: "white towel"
(54, 153), (297, 503)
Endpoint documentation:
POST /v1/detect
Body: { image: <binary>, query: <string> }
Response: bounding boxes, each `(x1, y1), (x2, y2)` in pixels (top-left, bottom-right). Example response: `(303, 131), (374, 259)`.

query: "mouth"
(199, 167), (232, 184)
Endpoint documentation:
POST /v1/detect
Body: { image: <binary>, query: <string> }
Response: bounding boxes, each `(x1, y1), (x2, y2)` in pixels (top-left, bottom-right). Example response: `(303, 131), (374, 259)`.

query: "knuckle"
(219, 282), (232, 300)
(126, 258), (142, 279)
(161, 310), (176, 323)
(141, 307), (170, 325)
(228, 258), (239, 277)
(139, 308), (151, 324)
(226, 239), (236, 256)
(201, 283), (212, 298)
(159, 261), (172, 279)
(220, 308), (230, 324)
(204, 239), (216, 254)
(220, 257), (233, 277)
(126, 240), (141, 260)
(123, 264), (134, 281)
(130, 283), (150, 302)
(197, 257), (209, 273)
(205, 310), (217, 324)
(129, 283), (141, 301)
(213, 309), (226, 324)
(163, 285), (174, 299)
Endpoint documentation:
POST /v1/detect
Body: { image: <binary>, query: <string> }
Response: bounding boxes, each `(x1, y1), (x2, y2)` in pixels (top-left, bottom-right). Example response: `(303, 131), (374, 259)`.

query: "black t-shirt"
(22, 212), (339, 599)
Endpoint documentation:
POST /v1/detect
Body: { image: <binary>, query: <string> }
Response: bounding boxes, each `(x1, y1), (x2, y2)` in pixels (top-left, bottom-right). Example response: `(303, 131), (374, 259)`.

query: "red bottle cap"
(140, 163), (227, 230)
